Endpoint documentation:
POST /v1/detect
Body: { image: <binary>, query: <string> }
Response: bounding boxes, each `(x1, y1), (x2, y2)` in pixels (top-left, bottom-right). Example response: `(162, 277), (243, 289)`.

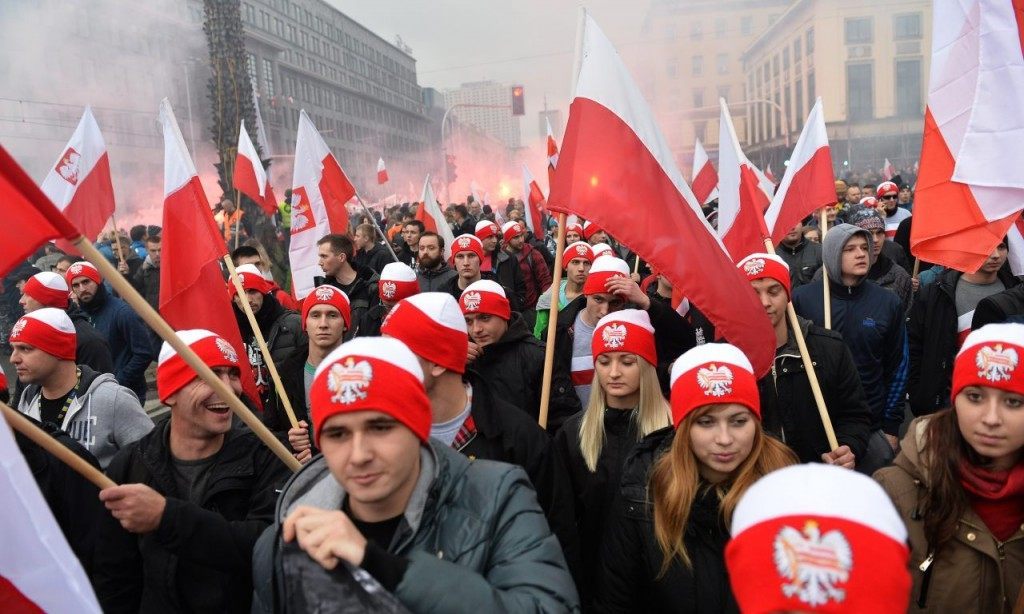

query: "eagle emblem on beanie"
(743, 258), (766, 276)
(10, 318), (27, 339)
(576, 244), (589, 256)
(327, 357), (374, 404)
(697, 363), (733, 397)
(315, 286), (335, 301)
(463, 291), (482, 311)
(381, 281), (397, 299)
(975, 344), (1018, 382)
(602, 323), (628, 349)
(458, 237), (472, 249)
(773, 520), (853, 607)
(215, 338), (239, 364)
(69, 263), (85, 277)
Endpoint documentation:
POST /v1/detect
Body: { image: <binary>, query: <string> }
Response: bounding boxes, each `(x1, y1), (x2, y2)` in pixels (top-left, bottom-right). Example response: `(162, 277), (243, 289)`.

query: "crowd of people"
(1, 175), (1022, 613)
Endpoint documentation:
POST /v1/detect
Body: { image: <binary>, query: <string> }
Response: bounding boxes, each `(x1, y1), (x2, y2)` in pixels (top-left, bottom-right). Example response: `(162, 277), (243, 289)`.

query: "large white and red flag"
(233, 120), (278, 216)
(691, 137), (719, 205)
(548, 13), (776, 375)
(40, 106), (115, 254)
(415, 174), (455, 259)
(158, 99), (261, 407)
(377, 157), (389, 184)
(881, 158), (896, 181)
(521, 164), (546, 237)
(911, 0), (1024, 272)
(717, 98), (772, 262)
(290, 110), (356, 299)
(0, 411), (102, 613)
(764, 97), (836, 245)
(546, 117), (559, 191)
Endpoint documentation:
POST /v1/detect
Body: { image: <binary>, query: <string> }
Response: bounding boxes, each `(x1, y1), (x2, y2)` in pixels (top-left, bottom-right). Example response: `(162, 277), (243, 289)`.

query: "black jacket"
(234, 293), (304, 407)
(94, 418), (292, 614)
(416, 262), (458, 292)
(757, 319), (872, 464)
(894, 215), (935, 273)
(972, 284), (1024, 329)
(776, 238), (823, 290)
(456, 217), (476, 237)
(263, 345), (312, 436)
(355, 242), (392, 275)
(315, 265), (380, 340)
(543, 295), (588, 428)
(131, 261), (161, 311)
(646, 286), (714, 395)
(594, 427), (739, 614)
(353, 303), (387, 338)
(484, 249), (527, 313)
(470, 313), (580, 427)
(68, 306), (114, 375)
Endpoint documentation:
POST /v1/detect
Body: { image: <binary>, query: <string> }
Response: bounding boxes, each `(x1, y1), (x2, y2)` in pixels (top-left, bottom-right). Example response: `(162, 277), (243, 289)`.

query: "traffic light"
(511, 85), (525, 116)
(446, 154), (458, 183)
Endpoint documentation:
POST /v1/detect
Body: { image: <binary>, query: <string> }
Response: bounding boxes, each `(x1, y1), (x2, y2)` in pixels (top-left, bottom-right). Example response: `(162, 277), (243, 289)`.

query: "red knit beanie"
(953, 323), (1024, 400)
(459, 279), (510, 320)
(65, 261), (101, 286)
(669, 342), (759, 427)
(583, 256), (631, 295)
(592, 309), (656, 366)
(156, 329), (241, 402)
(229, 263), (273, 298)
(501, 220), (523, 242)
(737, 253), (792, 298)
(301, 285), (352, 330)
(562, 241), (594, 270)
(378, 262), (420, 303)
(474, 220), (500, 241)
(451, 234), (485, 262)
(381, 292), (469, 374)
(9, 308), (76, 360)
(23, 272), (70, 309)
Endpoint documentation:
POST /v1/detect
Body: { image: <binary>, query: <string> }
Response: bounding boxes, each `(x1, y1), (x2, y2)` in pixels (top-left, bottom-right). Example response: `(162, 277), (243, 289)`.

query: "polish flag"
(290, 110), (356, 299)
(1005, 215), (1024, 275)
(233, 120), (278, 215)
(911, 0), (1024, 273)
(521, 164), (546, 237)
(548, 14), (775, 376)
(415, 174), (455, 259)
(40, 107), (115, 254)
(881, 158), (896, 181)
(764, 164), (777, 184)
(764, 98), (836, 245)
(546, 117), (559, 192)
(717, 98), (772, 262)
(377, 157), (389, 184)
(158, 99), (261, 407)
(691, 137), (719, 205)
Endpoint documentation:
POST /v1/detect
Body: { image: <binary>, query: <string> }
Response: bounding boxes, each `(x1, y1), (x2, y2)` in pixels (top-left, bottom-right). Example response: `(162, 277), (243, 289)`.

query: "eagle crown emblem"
(215, 338), (238, 364)
(696, 363), (734, 397)
(381, 281), (397, 299)
(56, 147), (80, 185)
(10, 318), (27, 338)
(458, 237), (471, 248)
(602, 323), (628, 349)
(463, 291), (482, 311)
(743, 258), (766, 275)
(975, 344), (1018, 382)
(575, 244), (589, 255)
(327, 357), (374, 405)
(315, 286), (335, 301)
(773, 520), (853, 607)
(69, 263), (84, 276)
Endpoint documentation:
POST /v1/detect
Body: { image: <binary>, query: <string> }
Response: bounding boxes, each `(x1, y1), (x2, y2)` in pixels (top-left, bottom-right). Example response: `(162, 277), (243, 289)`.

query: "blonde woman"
(594, 343), (796, 613)
(544, 309), (670, 608)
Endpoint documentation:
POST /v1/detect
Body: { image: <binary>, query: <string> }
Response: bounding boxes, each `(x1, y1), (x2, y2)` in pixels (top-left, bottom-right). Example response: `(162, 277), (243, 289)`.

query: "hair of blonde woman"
(578, 357), (670, 472)
(650, 404), (797, 576)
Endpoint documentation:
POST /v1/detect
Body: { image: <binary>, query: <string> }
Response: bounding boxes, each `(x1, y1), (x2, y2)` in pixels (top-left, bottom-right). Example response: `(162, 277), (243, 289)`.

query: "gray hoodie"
(821, 223), (873, 286)
(19, 365), (153, 468)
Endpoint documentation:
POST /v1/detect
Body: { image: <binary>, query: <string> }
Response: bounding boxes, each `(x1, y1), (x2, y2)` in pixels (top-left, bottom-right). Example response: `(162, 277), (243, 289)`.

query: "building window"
(246, 53), (257, 87)
(262, 59), (275, 97)
(894, 14), (922, 40)
(795, 78), (804, 126)
(806, 28), (815, 53)
(693, 88), (704, 108)
(845, 17), (873, 44)
(690, 21), (703, 41)
(794, 38), (802, 62)
(741, 16), (753, 36)
(692, 55), (704, 76)
(896, 58), (922, 116)
(717, 85), (730, 102)
(694, 121), (707, 143)
(715, 18), (727, 39)
(717, 53), (729, 75)
(808, 69), (816, 105)
(847, 63), (874, 120)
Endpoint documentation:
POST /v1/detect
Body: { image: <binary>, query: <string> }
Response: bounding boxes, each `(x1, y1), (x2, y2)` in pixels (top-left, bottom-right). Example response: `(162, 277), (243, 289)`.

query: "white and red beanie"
(9, 308), (76, 360)
(378, 262), (419, 303)
(562, 241), (595, 270)
(737, 253), (792, 298)
(858, 196), (878, 208)
(669, 342), (759, 427)
(583, 256), (631, 296)
(229, 263), (272, 296)
(726, 464), (910, 614)
(451, 234), (485, 262)
(474, 220), (501, 241)
(156, 329), (241, 403)
(583, 220), (603, 241)
(380, 292), (469, 374)
(566, 220), (585, 237)
(301, 285), (352, 330)
(459, 279), (510, 320)
(23, 272), (70, 309)
(953, 323), (1024, 400)
(310, 337), (431, 446)
(65, 261), (101, 286)
(590, 243), (614, 259)
(592, 309), (657, 366)
(501, 220), (523, 242)
(876, 181), (899, 198)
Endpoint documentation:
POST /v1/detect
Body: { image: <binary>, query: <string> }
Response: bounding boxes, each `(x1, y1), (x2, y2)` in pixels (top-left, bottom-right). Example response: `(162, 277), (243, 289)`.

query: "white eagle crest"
(10, 318), (27, 339)
(327, 358), (373, 405)
(215, 338), (238, 364)
(315, 286), (335, 301)
(975, 344), (1018, 382)
(458, 237), (472, 249)
(575, 244), (589, 256)
(380, 281), (397, 299)
(743, 258), (766, 275)
(56, 147), (80, 185)
(463, 291), (482, 311)
(696, 363), (733, 397)
(773, 521), (853, 607)
(602, 323), (628, 349)
(68, 263), (85, 277)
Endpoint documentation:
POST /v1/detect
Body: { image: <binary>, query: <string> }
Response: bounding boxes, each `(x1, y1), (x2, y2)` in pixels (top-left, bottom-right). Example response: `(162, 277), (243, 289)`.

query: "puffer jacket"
(416, 262), (458, 292)
(776, 238), (823, 290)
(251, 441), (579, 613)
(875, 417), (1024, 613)
(80, 284), (156, 401)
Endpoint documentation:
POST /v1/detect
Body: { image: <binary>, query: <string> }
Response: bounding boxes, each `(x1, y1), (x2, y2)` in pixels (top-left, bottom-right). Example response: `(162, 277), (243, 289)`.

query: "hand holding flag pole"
(538, 213), (567, 430)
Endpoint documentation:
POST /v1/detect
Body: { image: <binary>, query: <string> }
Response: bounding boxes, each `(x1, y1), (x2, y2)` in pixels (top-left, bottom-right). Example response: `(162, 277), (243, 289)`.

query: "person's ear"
(429, 362), (447, 378)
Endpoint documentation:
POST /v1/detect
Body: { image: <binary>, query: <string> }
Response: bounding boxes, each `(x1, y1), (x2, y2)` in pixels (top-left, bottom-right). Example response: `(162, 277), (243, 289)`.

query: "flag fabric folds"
(691, 137), (719, 205)
(415, 175), (454, 259)
(233, 120), (278, 216)
(377, 157), (389, 185)
(521, 164), (546, 238)
(881, 158), (895, 181)
(717, 98), (772, 263)
(546, 117), (559, 191)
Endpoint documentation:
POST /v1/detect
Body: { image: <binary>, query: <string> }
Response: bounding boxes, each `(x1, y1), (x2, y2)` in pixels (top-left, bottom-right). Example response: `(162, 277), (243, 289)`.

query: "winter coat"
(646, 286), (714, 395)
(593, 427), (739, 614)
(973, 284), (1024, 329)
(869, 251), (913, 313)
(353, 302), (387, 338)
(94, 418), (292, 614)
(67, 305), (115, 375)
(882, 236), (912, 272)
(513, 242), (552, 309)
(234, 293), (304, 407)
(131, 260), (161, 310)
(315, 265), (381, 340)
(356, 242), (392, 275)
(908, 267), (1020, 416)
(875, 417), (1024, 613)
(470, 313), (580, 426)
(485, 248), (527, 313)
(263, 345), (312, 437)
(777, 238), (823, 290)
(543, 295), (588, 434)
(251, 440), (579, 613)
(417, 261), (459, 292)
(18, 364), (153, 468)
(80, 284), (155, 401)
(757, 317), (872, 464)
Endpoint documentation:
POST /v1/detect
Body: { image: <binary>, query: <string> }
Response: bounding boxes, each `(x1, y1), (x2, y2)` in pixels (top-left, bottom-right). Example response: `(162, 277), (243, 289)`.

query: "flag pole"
(912, 257), (920, 280)
(110, 213), (127, 265)
(72, 237), (302, 472)
(820, 207), (832, 329)
(1, 401), (116, 489)
(354, 193), (400, 262)
(538, 213), (567, 429)
(224, 256), (299, 429)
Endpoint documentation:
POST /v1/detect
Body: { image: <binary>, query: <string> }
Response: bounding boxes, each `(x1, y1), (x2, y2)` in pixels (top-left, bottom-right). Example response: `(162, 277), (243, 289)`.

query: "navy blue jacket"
(81, 285), (155, 401)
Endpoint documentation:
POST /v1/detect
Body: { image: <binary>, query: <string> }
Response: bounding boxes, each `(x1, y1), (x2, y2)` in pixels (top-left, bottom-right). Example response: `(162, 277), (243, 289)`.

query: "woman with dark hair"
(593, 343), (797, 613)
(876, 322), (1024, 613)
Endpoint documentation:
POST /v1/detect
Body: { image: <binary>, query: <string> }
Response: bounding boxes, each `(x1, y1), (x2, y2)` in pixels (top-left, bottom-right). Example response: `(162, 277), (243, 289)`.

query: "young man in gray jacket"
(251, 337), (578, 613)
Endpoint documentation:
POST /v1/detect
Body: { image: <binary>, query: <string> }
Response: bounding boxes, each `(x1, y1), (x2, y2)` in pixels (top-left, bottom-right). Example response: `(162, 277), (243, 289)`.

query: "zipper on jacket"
(917, 552), (935, 608)
(770, 362), (786, 443)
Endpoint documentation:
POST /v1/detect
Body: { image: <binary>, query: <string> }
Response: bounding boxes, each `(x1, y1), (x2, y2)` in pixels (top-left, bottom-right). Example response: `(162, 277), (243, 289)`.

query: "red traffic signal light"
(511, 85), (525, 116)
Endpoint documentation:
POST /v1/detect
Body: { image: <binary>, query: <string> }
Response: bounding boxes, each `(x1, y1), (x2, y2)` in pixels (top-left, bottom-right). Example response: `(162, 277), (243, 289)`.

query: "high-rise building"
(443, 81), (522, 149)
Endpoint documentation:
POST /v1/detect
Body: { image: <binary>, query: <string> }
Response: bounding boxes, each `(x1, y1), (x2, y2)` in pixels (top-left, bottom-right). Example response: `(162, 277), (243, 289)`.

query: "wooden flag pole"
(110, 213), (127, 265)
(820, 207), (832, 329)
(224, 256), (299, 429)
(72, 237), (302, 472)
(912, 257), (921, 280)
(632, 254), (641, 276)
(1, 401), (116, 489)
(538, 213), (568, 430)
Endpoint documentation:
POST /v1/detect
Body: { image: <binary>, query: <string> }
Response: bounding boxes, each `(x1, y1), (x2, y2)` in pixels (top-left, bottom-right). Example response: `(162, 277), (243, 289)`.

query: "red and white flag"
(764, 163), (777, 184)
(233, 120), (278, 216)
(158, 99), (261, 407)
(290, 110), (356, 299)
(521, 164), (546, 237)
(548, 13), (776, 376)
(415, 174), (454, 259)
(691, 137), (719, 205)
(911, 0), (1024, 272)
(881, 158), (896, 181)
(717, 98), (772, 262)
(764, 98), (836, 245)
(377, 157), (389, 184)
(40, 107), (115, 254)
(546, 117), (559, 192)
(0, 412), (102, 613)
(1005, 215), (1024, 276)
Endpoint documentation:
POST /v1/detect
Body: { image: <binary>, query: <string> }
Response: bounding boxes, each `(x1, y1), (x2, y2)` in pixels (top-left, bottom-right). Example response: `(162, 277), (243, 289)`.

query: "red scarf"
(959, 460), (1024, 542)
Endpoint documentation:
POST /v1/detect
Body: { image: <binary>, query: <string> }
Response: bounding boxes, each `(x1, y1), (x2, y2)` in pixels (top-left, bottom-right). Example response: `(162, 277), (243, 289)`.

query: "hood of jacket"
(79, 282), (110, 315)
(892, 416), (931, 485)
(822, 223), (872, 286)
